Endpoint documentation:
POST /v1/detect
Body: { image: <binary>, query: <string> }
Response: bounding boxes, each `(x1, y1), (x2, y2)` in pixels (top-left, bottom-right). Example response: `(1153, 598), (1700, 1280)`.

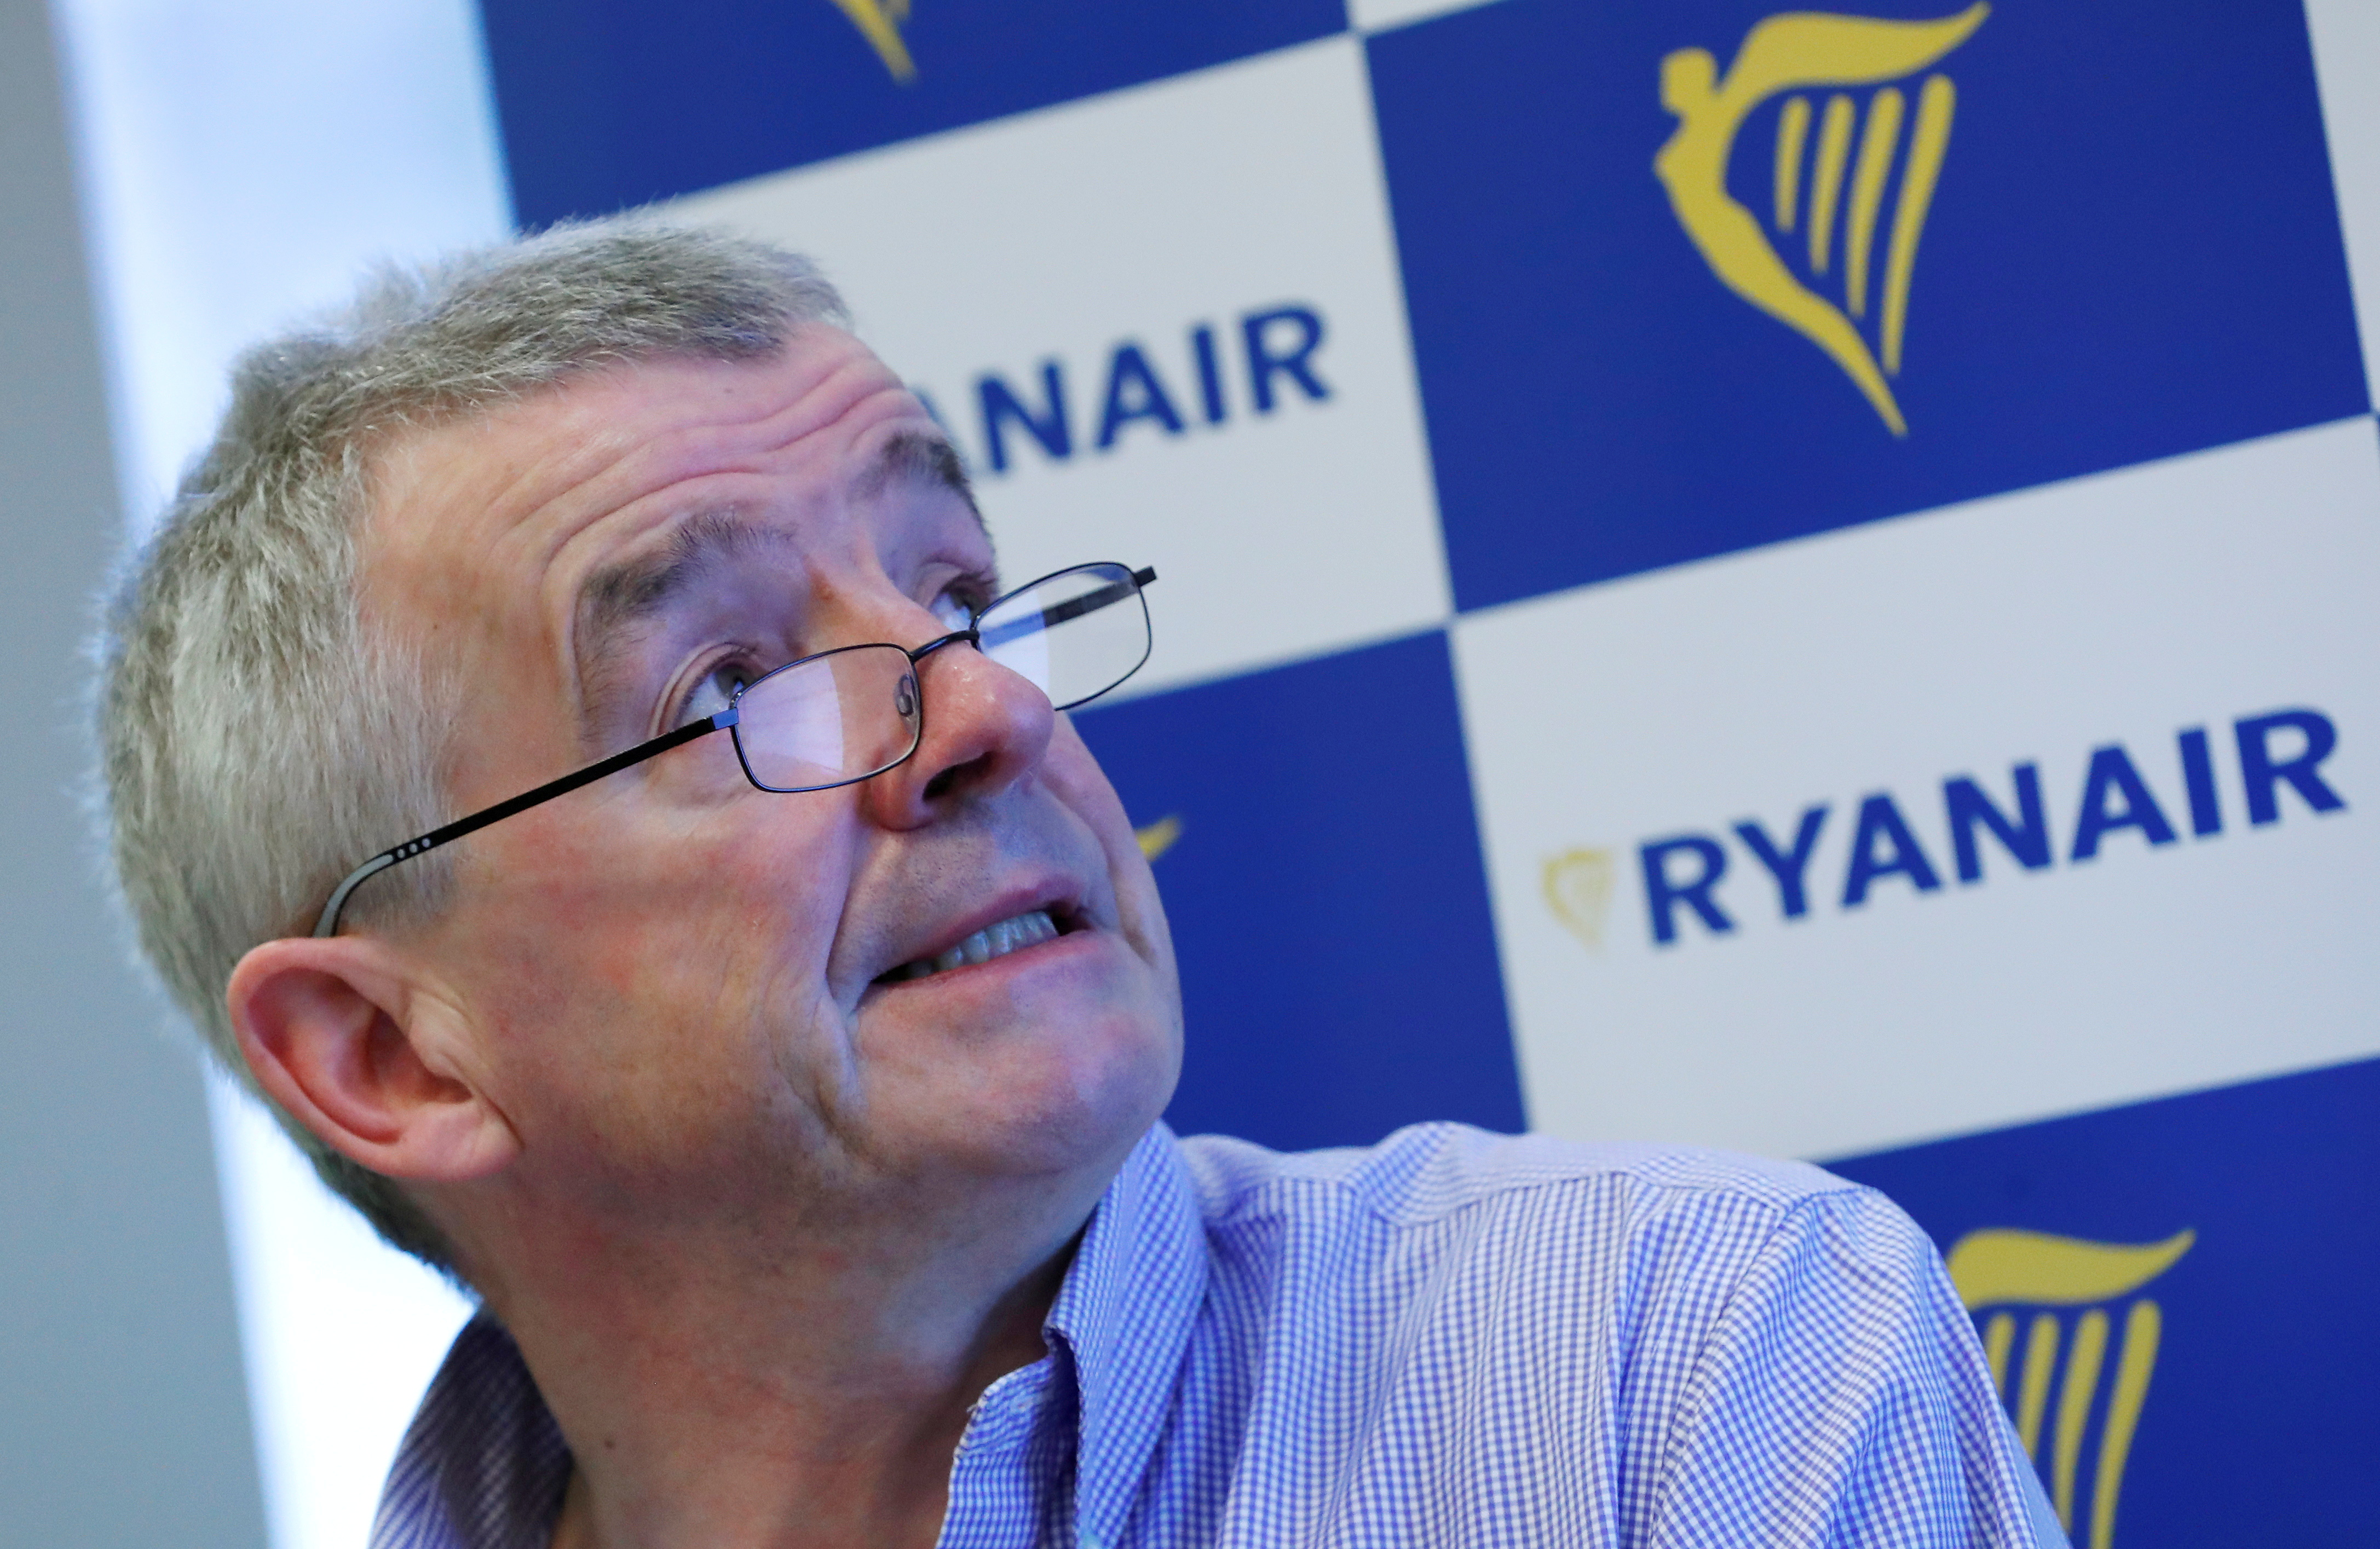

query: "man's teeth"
(886, 910), (1060, 982)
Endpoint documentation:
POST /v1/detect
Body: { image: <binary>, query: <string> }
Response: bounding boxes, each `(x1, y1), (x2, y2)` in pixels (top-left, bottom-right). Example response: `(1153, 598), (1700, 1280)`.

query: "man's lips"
(868, 885), (1091, 988)
(874, 908), (1067, 984)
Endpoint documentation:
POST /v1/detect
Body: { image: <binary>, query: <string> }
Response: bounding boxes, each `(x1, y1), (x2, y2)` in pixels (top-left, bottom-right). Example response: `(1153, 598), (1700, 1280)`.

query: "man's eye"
(929, 589), (975, 633)
(681, 661), (753, 725)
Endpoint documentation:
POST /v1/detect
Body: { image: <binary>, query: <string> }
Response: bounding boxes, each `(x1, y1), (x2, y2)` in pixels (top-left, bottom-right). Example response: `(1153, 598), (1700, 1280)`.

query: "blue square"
(1370, 0), (2369, 611)
(1829, 1059), (2380, 1547)
(1074, 631), (1526, 1150)
(480, 0), (1347, 226)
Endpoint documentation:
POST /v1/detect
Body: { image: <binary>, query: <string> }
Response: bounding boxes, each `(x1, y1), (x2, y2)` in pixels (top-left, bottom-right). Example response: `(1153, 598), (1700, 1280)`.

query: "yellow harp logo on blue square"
(1949, 1226), (2193, 1548)
(829, 0), (917, 82)
(1656, 4), (1989, 435)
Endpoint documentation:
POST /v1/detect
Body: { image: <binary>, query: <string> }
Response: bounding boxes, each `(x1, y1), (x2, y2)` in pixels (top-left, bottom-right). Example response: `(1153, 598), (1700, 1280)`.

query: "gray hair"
(96, 222), (849, 1273)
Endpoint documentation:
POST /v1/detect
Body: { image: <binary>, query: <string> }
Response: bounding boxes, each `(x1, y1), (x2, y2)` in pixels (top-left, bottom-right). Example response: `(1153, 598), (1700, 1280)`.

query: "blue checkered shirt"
(372, 1122), (2061, 1547)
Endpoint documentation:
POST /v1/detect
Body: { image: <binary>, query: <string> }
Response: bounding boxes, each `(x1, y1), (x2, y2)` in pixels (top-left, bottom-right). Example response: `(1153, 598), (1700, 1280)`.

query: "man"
(100, 223), (2057, 1547)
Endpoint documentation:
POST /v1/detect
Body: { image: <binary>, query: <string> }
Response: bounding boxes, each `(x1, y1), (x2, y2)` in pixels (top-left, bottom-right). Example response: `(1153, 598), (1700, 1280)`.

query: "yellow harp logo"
(1543, 848), (1618, 950)
(1135, 814), (1184, 862)
(829, 0), (918, 82)
(1655, 4), (1989, 435)
(1947, 1226), (2193, 1549)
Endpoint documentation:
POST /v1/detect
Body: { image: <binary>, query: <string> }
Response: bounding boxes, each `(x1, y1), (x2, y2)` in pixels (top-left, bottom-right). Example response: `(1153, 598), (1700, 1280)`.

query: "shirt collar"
(370, 1313), (568, 1549)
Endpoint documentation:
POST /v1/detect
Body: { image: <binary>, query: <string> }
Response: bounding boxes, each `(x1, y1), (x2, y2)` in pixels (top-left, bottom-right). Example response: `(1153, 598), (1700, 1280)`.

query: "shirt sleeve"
(1644, 1186), (2063, 1549)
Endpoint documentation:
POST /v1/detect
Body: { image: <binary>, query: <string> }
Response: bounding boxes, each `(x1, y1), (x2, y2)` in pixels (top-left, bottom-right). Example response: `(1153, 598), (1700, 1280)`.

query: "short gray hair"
(96, 222), (849, 1273)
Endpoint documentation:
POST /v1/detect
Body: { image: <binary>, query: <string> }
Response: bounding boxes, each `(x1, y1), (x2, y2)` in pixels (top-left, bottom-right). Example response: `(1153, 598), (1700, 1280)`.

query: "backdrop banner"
(475, 2), (2380, 1541)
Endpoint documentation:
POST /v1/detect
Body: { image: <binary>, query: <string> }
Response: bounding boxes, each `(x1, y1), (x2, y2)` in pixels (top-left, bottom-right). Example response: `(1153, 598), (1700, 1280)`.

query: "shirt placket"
(939, 1354), (1068, 1549)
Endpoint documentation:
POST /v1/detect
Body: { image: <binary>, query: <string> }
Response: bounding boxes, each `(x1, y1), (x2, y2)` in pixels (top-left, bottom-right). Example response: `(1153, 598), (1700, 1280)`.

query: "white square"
(1454, 418), (2380, 1160)
(1346, 0), (1506, 36)
(671, 37), (1451, 695)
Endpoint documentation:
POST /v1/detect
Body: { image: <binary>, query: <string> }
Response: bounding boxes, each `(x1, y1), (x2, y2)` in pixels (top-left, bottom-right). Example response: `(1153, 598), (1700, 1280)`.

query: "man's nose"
(860, 635), (1056, 829)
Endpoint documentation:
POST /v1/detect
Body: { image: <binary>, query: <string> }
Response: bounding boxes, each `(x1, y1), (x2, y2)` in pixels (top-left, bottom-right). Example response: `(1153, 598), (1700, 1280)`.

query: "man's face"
(362, 327), (1182, 1237)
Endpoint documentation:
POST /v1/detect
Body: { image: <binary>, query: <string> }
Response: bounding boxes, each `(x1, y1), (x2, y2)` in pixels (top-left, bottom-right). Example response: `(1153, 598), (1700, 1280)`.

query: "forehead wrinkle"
(566, 386), (968, 651)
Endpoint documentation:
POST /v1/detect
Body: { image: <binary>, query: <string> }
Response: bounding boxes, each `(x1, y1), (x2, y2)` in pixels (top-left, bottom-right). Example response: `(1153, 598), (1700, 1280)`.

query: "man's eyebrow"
(574, 507), (782, 726)
(856, 428), (982, 521)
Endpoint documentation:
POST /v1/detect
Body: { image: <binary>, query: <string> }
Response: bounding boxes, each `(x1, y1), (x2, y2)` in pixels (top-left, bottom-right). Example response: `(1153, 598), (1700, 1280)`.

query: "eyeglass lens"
(977, 563), (1151, 709)
(728, 562), (1151, 794)
(731, 644), (921, 793)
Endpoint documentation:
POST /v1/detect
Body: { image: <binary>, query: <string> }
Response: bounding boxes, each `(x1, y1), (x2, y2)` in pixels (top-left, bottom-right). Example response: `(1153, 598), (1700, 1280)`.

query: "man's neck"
(467, 1165), (1105, 1549)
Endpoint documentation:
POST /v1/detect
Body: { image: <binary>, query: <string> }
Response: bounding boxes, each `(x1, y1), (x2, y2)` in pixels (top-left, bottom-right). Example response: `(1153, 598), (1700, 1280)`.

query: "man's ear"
(226, 935), (521, 1184)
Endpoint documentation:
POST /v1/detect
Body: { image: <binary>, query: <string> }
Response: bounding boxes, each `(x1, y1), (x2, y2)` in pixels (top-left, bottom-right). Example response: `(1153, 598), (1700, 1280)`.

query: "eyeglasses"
(312, 561), (1157, 938)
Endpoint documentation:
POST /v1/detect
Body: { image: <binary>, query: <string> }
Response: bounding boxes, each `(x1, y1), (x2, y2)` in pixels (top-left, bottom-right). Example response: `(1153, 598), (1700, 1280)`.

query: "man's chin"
(857, 1016), (1177, 1180)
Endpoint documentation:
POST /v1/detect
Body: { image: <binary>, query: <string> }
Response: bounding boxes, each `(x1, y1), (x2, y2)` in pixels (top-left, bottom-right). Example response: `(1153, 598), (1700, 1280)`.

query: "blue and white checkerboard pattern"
(459, 1), (2380, 1539)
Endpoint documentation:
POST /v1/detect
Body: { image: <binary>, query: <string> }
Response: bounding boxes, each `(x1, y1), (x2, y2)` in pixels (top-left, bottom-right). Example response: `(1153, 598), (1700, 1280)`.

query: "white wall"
(0, 0), (263, 1538)
(51, 3), (512, 1545)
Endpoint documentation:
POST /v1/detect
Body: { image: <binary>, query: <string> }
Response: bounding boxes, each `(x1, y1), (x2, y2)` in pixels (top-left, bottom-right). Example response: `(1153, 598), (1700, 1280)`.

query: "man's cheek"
(1044, 720), (1139, 851)
(707, 822), (862, 988)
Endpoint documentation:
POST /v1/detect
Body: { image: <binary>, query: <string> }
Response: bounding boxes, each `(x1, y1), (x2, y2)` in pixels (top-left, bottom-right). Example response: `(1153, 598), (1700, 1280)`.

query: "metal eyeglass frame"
(311, 562), (1157, 938)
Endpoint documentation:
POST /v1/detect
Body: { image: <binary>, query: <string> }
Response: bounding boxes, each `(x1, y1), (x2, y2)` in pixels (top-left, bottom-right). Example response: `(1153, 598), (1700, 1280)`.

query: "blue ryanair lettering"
(978, 361), (1071, 472)
(1640, 834), (1733, 944)
(1096, 342), (1186, 449)
(1841, 792), (1943, 908)
(1945, 763), (2051, 882)
(1192, 323), (1228, 425)
(1640, 704), (2347, 947)
(2177, 726), (2223, 836)
(2070, 743), (2177, 862)
(1242, 305), (1332, 413)
(2235, 708), (2346, 824)
(961, 302), (1332, 477)
(1734, 805), (1827, 918)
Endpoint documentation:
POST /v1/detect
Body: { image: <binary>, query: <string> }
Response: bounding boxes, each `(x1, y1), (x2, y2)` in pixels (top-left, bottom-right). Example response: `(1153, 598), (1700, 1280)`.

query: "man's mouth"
(875, 909), (1065, 985)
